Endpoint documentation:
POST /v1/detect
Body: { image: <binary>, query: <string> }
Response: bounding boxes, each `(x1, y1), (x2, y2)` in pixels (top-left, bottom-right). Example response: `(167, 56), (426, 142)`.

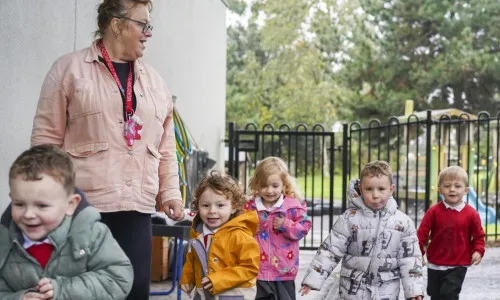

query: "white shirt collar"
(255, 194), (284, 212)
(202, 224), (218, 236)
(443, 200), (466, 212)
(22, 233), (51, 249)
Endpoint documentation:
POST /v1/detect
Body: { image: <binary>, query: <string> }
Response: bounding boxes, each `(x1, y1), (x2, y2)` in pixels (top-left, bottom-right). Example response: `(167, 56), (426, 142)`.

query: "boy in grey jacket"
(300, 160), (424, 300)
(0, 144), (133, 300)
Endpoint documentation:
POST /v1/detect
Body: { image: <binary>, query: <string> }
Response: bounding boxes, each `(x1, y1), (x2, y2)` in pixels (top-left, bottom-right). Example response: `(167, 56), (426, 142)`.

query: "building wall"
(0, 0), (226, 212)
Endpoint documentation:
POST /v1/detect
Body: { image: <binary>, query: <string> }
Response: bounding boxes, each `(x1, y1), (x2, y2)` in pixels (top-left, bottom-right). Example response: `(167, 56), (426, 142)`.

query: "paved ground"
(149, 247), (500, 299)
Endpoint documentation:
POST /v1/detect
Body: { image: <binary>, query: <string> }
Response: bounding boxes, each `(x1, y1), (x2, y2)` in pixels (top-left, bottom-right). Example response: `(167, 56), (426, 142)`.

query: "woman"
(30, 0), (184, 298)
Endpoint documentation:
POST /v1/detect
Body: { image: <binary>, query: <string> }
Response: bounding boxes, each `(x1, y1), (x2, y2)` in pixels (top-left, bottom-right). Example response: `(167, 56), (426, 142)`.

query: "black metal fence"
(226, 110), (500, 250)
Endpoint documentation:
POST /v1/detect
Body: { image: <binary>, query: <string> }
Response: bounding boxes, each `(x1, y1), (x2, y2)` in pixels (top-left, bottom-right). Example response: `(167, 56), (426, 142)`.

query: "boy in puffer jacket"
(300, 160), (424, 300)
(0, 144), (132, 300)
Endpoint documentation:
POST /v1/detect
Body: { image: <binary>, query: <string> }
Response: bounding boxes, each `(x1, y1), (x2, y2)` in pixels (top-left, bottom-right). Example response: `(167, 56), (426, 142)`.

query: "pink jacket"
(31, 40), (181, 213)
(245, 196), (311, 281)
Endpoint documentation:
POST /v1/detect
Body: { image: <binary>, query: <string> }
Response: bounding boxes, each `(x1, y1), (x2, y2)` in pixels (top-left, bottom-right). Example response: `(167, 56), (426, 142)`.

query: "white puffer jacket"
(302, 179), (424, 299)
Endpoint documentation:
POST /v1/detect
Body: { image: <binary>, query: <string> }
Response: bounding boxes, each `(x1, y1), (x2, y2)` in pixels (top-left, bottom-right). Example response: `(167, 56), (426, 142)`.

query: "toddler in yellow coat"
(180, 170), (260, 299)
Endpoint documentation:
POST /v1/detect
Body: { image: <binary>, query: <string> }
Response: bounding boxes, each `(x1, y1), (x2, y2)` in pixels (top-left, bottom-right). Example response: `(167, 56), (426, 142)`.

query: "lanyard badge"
(125, 115), (143, 146)
(99, 41), (143, 146)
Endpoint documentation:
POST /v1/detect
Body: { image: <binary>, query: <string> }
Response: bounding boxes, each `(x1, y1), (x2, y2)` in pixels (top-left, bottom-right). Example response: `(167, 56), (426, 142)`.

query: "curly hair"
(248, 156), (301, 199)
(359, 160), (393, 184)
(191, 170), (246, 214)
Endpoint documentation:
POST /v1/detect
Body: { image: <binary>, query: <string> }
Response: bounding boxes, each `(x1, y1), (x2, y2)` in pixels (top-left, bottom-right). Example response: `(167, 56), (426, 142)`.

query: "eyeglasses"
(120, 16), (153, 33)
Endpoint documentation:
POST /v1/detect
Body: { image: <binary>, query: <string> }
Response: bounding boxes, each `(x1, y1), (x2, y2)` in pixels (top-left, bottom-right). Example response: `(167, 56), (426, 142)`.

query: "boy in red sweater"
(417, 166), (485, 300)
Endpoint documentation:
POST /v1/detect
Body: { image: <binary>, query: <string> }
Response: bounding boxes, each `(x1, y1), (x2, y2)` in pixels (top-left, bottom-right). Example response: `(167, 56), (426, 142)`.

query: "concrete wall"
(0, 0), (226, 212)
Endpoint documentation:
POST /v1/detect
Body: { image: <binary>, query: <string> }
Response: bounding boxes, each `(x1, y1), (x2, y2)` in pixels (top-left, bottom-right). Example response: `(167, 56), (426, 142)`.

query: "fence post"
(328, 133), (335, 230)
(342, 123), (349, 212)
(424, 110), (432, 211)
(228, 122), (235, 177)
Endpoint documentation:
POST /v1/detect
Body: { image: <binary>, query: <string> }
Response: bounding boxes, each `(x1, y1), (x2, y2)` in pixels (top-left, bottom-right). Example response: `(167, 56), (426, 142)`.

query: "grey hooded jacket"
(302, 179), (424, 299)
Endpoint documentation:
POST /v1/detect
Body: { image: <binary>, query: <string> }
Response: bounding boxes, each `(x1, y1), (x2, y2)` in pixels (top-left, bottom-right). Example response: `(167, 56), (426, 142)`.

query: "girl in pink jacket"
(244, 156), (311, 300)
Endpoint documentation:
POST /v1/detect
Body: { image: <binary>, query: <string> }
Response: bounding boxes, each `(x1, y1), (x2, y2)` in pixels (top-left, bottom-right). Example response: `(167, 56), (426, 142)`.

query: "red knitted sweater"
(417, 202), (485, 266)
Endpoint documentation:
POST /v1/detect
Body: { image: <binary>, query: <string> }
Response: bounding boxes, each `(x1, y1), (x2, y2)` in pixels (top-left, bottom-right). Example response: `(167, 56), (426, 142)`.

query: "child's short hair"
(360, 160), (393, 184)
(438, 166), (468, 186)
(248, 156), (301, 199)
(192, 170), (246, 213)
(9, 144), (75, 195)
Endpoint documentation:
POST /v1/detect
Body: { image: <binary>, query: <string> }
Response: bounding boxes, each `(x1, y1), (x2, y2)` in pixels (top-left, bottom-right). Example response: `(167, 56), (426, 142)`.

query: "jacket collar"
(8, 215), (72, 250)
(85, 39), (146, 78)
(190, 210), (259, 238)
(255, 195), (284, 212)
(350, 195), (398, 216)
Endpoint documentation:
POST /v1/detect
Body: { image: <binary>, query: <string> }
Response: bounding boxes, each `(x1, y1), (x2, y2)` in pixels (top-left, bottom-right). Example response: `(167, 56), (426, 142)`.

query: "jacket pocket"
(142, 144), (161, 196)
(148, 87), (169, 124)
(66, 142), (108, 158)
(66, 142), (109, 191)
(69, 79), (100, 119)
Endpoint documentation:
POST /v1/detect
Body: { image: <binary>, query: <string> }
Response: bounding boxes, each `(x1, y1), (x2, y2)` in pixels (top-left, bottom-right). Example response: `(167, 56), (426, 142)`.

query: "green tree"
(336, 0), (500, 122)
(226, 0), (342, 128)
(226, 0), (500, 126)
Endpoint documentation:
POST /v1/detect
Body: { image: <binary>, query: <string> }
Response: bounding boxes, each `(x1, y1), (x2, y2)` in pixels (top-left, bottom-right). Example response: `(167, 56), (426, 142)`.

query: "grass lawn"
(484, 223), (500, 238)
(296, 174), (343, 200)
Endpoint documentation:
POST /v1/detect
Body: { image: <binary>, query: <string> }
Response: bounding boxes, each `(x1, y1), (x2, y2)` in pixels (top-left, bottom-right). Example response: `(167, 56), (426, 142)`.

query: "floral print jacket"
(245, 195), (311, 281)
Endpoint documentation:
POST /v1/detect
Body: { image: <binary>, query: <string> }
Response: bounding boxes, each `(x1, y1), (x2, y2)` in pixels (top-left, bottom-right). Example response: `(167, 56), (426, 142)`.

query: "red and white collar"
(22, 233), (51, 249)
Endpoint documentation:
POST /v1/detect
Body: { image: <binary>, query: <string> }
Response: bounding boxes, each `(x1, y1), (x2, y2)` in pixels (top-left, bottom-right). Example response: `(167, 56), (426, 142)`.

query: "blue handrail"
(149, 225), (191, 299)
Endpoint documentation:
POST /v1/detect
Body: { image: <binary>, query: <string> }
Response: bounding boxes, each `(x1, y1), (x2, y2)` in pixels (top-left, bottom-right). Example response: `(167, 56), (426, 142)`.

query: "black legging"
(101, 211), (152, 300)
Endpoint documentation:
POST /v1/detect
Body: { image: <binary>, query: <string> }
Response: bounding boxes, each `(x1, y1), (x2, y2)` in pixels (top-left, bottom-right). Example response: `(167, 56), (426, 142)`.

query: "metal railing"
(226, 110), (500, 249)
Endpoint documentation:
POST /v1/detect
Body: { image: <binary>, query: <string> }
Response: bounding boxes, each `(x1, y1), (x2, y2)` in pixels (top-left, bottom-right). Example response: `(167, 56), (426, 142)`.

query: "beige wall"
(0, 0), (226, 212)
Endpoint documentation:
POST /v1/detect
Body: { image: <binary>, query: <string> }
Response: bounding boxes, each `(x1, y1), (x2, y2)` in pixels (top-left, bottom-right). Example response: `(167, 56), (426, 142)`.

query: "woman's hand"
(163, 200), (184, 220)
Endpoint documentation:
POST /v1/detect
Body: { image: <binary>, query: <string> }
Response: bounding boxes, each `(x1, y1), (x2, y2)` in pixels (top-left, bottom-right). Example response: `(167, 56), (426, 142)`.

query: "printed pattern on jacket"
(302, 179), (424, 300)
(245, 196), (312, 281)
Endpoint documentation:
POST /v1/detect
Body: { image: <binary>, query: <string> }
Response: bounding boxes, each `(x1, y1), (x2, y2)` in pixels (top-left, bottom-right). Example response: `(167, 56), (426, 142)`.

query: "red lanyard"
(99, 41), (134, 118)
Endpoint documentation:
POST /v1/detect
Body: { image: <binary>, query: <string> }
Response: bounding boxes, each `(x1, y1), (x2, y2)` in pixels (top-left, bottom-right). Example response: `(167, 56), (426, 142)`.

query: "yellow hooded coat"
(180, 210), (260, 298)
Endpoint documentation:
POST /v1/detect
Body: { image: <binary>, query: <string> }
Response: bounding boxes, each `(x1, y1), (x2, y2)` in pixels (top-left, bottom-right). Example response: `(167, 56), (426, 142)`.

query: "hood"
(348, 178), (398, 215)
(1, 187), (92, 227)
(190, 210), (259, 238)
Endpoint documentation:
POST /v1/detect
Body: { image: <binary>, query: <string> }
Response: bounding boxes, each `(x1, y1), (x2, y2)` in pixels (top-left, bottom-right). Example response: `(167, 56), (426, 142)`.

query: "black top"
(99, 57), (137, 120)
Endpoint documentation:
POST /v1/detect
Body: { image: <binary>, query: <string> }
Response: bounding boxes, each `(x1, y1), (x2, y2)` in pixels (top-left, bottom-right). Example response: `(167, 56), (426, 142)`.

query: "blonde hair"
(360, 160), (393, 184)
(192, 170), (246, 214)
(438, 166), (469, 186)
(248, 156), (301, 199)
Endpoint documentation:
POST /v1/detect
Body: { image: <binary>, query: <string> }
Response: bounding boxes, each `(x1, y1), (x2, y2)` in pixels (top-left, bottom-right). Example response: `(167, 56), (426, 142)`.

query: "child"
(300, 160), (424, 299)
(417, 166), (485, 299)
(180, 170), (260, 299)
(0, 144), (133, 299)
(245, 156), (312, 300)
